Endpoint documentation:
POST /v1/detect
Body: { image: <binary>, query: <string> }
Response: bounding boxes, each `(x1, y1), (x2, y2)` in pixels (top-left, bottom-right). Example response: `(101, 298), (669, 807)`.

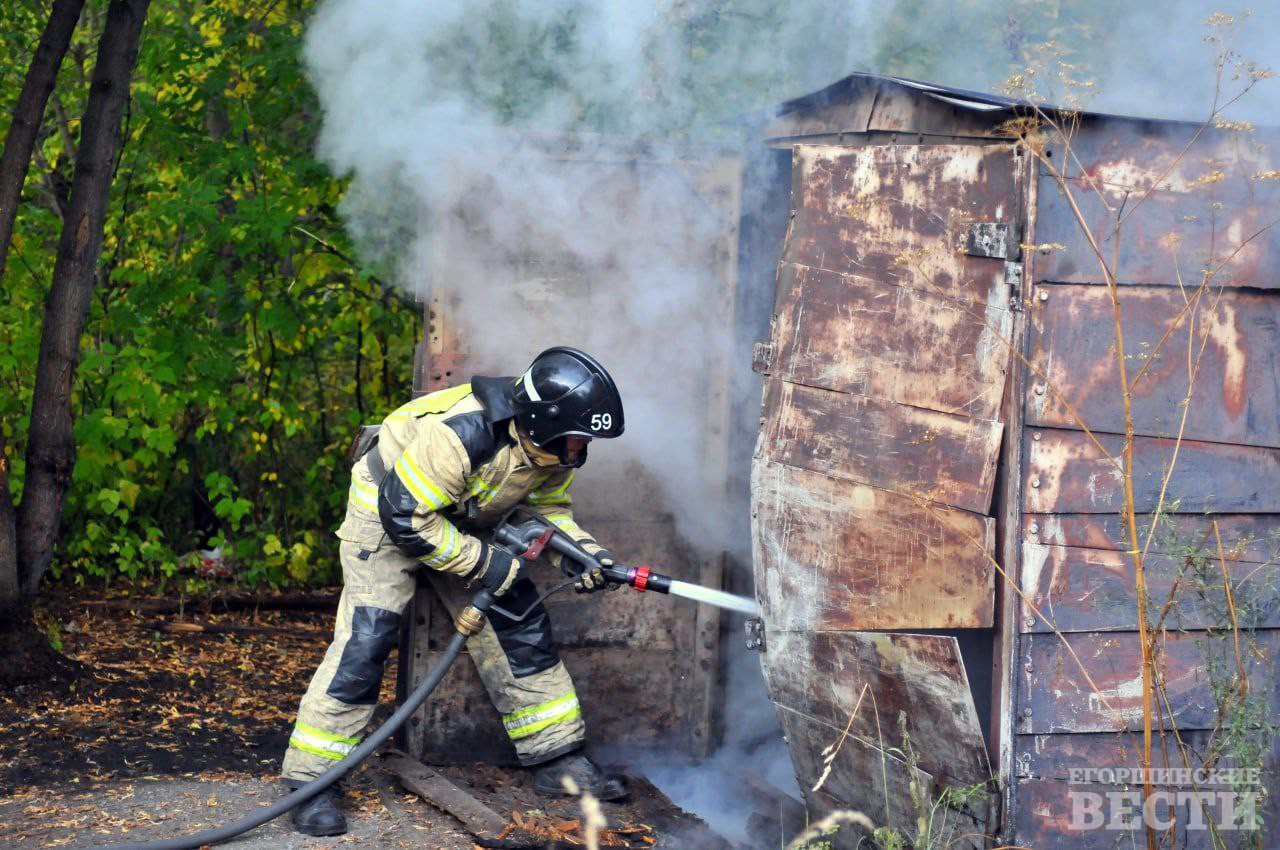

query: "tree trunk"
(0, 0), (86, 283)
(0, 0), (87, 618)
(0, 433), (19, 613)
(13, 0), (151, 603)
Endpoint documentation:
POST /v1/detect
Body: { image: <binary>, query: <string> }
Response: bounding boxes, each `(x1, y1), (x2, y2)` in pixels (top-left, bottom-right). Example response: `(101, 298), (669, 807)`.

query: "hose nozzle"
(602, 564), (672, 594)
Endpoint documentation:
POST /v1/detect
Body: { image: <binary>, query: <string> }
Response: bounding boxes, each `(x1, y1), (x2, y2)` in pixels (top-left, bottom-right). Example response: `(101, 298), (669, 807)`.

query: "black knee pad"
(327, 606), (402, 704)
(488, 578), (560, 678)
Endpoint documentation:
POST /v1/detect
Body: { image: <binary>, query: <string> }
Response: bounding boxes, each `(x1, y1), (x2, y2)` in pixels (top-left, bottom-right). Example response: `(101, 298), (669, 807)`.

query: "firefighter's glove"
(575, 549), (620, 594)
(476, 543), (521, 597)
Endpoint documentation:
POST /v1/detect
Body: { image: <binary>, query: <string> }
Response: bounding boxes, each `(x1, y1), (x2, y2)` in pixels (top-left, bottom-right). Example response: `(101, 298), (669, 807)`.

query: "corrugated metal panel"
(1015, 119), (1280, 850)
(1017, 631), (1280, 734)
(1023, 427), (1280, 514)
(1020, 542), (1280, 632)
(1027, 284), (1280, 447)
(1023, 512), (1280, 563)
(1034, 123), (1280, 288)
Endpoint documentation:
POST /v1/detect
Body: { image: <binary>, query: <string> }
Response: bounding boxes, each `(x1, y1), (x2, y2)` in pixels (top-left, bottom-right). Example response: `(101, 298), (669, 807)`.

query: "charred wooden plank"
(775, 705), (990, 850)
(784, 144), (1019, 308)
(757, 379), (1003, 513)
(763, 630), (990, 786)
(1020, 542), (1280, 633)
(1022, 513), (1280, 564)
(1017, 630), (1280, 734)
(767, 263), (1011, 420)
(752, 460), (994, 630)
(1027, 284), (1280, 447)
(1023, 428), (1280, 514)
(385, 752), (507, 837)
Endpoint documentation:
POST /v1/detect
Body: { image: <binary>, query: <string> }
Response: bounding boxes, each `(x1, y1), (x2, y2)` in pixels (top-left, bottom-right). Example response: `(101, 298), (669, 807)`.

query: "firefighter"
(281, 346), (628, 836)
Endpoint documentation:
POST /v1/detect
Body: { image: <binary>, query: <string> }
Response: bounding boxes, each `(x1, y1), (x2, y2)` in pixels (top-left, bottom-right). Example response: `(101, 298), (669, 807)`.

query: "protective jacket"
(282, 378), (603, 784)
(342, 376), (603, 569)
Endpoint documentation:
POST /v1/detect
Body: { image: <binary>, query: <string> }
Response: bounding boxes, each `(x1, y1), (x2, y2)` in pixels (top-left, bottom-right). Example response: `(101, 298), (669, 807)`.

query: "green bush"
(1, 1), (417, 589)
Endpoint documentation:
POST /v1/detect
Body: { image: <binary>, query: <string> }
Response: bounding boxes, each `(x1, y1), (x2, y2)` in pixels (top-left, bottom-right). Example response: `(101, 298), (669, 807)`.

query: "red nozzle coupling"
(629, 565), (652, 592)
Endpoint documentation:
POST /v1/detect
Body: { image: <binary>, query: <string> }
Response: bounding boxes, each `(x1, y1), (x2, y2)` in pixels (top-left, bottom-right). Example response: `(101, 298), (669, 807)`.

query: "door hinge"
(1005, 261), (1024, 311)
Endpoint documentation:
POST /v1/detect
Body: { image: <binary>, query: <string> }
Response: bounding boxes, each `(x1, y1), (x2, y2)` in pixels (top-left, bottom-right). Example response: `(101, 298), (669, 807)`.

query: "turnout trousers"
(281, 517), (586, 782)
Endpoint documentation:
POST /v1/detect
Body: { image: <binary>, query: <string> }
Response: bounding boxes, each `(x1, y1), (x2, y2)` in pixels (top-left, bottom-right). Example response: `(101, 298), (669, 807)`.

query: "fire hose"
(83, 509), (759, 850)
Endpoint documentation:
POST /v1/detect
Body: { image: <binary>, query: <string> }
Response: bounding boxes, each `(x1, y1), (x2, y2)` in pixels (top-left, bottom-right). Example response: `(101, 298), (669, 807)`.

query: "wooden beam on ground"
(731, 768), (807, 839)
(384, 752), (507, 838)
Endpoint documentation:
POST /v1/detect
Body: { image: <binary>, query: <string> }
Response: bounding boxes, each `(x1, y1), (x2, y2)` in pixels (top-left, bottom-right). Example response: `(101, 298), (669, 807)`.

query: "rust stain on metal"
(1023, 427), (1280, 513)
(1035, 122), (1280, 288)
(1023, 512), (1280, 563)
(1020, 542), (1280, 633)
(752, 460), (994, 631)
(758, 378), (1003, 513)
(1035, 176), (1280, 288)
(768, 262), (1012, 419)
(1017, 630), (1280, 734)
(784, 144), (1020, 307)
(764, 630), (990, 786)
(1027, 284), (1280, 447)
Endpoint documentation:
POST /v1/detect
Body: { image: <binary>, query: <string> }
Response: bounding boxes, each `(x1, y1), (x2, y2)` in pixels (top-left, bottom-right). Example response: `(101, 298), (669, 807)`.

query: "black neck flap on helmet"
(511, 346), (624, 468)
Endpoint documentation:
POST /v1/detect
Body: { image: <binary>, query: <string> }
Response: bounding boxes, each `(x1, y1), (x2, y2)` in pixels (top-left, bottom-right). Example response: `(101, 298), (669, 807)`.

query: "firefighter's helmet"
(513, 347), (624, 466)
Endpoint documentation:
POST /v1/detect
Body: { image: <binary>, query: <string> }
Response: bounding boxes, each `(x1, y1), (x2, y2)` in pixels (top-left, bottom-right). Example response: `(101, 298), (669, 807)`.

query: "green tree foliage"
(1, 0), (417, 588)
(870, 0), (1111, 101)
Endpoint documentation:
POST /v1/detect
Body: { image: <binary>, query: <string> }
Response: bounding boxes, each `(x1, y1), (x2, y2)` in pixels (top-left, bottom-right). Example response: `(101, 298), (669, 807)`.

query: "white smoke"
(300, 0), (1276, 843)
(301, 1), (825, 841)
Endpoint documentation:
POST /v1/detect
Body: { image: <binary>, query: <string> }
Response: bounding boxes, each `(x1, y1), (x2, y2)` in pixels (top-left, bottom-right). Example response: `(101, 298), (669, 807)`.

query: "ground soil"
(0, 586), (735, 849)
(0, 612), (82, 688)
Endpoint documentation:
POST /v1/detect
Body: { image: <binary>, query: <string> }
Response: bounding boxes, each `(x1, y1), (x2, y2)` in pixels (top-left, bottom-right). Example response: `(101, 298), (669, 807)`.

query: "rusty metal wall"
(751, 141), (1029, 847)
(1013, 117), (1280, 848)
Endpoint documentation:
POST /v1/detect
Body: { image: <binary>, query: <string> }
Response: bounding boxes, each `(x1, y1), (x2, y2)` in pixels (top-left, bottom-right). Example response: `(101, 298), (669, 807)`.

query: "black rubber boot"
(286, 784), (348, 837)
(532, 751), (629, 801)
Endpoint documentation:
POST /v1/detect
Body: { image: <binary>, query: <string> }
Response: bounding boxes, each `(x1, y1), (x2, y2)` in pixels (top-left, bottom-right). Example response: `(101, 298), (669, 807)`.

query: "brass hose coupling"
(455, 604), (487, 636)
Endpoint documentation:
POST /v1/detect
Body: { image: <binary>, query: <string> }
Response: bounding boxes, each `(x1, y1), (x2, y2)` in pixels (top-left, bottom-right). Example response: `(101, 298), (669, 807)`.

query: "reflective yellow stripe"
(349, 477), (379, 513)
(289, 723), (359, 760)
(422, 521), (460, 568)
(294, 722), (359, 744)
(466, 476), (498, 505)
(543, 510), (584, 536)
(502, 693), (582, 741)
(526, 472), (574, 506)
(394, 453), (452, 509)
(289, 738), (348, 761)
(385, 384), (473, 422)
